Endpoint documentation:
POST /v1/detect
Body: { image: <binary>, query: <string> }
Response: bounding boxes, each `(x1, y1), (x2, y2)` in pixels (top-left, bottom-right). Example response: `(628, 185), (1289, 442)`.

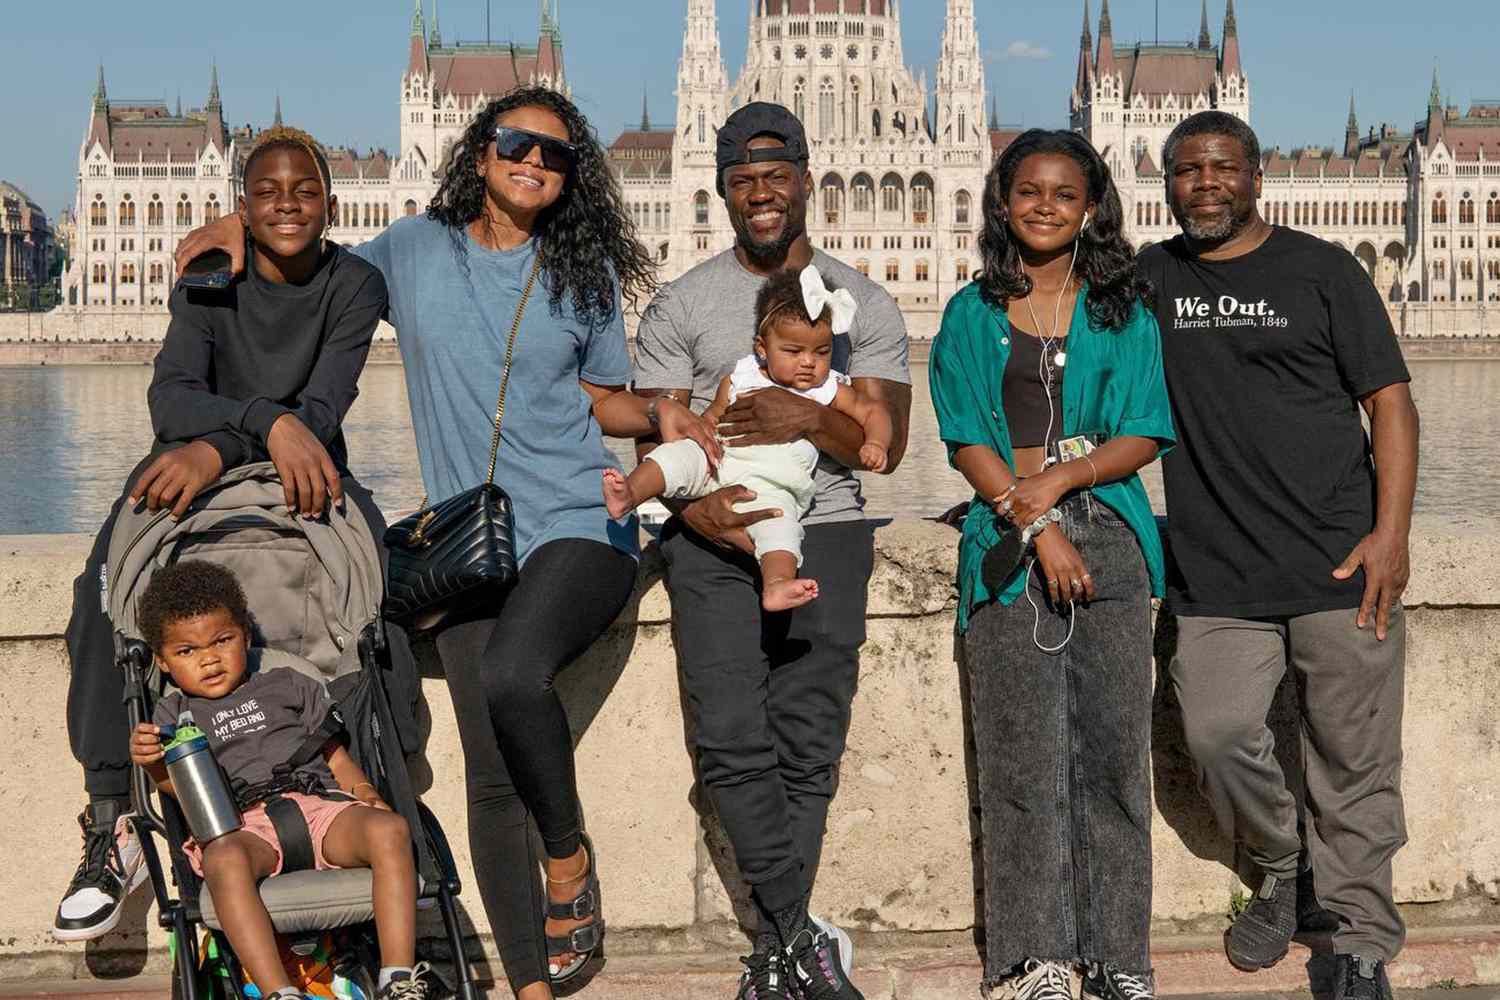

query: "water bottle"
(160, 716), (243, 843)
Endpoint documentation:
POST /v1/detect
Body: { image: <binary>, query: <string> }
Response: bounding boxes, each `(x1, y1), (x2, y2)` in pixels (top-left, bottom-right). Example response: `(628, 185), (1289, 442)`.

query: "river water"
(0, 359), (1495, 536)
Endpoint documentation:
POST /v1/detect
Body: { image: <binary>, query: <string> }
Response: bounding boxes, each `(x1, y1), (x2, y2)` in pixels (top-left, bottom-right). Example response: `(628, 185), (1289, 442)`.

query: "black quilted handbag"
(382, 256), (540, 630)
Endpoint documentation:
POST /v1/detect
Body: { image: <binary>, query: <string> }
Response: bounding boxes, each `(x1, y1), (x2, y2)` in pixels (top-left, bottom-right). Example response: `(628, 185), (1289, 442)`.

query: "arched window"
(176, 194), (193, 227)
(696, 107), (707, 145)
(880, 172), (904, 216)
(1459, 192), (1475, 224)
(910, 173), (934, 226)
(955, 190), (972, 226)
(382, 203), (390, 227)
(915, 259), (929, 282)
(92, 263), (107, 283)
(148, 262), (164, 284)
(120, 262), (136, 284)
(364, 203), (372, 228)
(855, 259), (870, 277)
(957, 106), (967, 143)
(118, 194), (135, 228)
(147, 194), (164, 227)
(1488, 192), (1500, 224)
(90, 195), (107, 226)
(694, 190), (710, 227)
(204, 194), (220, 222)
(820, 173), (845, 226)
(1432, 192), (1447, 224)
(884, 259), (899, 282)
(851, 173), (874, 215)
(818, 78), (835, 140)
(849, 79), (861, 136)
(793, 79), (806, 124)
(956, 258), (971, 282)
(872, 109), (882, 137)
(404, 199), (418, 217)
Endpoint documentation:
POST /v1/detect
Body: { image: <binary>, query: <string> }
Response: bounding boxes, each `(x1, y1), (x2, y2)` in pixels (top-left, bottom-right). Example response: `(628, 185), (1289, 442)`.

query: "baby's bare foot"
(763, 577), (819, 611)
(601, 468), (636, 519)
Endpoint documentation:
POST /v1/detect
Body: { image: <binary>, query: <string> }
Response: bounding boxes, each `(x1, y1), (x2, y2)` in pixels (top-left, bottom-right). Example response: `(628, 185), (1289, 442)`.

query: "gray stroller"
(105, 463), (479, 1000)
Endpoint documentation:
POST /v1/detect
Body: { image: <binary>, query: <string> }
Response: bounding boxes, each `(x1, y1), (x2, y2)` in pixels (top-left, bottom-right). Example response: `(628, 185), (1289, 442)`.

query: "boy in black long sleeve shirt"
(53, 127), (393, 943)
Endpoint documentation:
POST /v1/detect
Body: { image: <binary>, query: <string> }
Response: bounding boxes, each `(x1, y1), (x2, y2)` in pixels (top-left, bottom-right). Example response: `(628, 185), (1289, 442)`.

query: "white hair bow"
(799, 265), (858, 335)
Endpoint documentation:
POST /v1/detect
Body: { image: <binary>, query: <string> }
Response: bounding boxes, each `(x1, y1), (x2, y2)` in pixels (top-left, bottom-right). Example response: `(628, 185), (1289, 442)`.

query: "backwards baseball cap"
(715, 102), (810, 197)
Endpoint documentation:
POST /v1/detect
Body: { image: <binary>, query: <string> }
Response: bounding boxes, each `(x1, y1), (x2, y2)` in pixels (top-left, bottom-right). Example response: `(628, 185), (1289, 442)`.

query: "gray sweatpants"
(1168, 606), (1408, 961)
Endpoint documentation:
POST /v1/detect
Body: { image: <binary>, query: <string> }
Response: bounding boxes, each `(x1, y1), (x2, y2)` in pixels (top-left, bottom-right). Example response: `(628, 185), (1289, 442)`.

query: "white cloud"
(997, 40), (1052, 61)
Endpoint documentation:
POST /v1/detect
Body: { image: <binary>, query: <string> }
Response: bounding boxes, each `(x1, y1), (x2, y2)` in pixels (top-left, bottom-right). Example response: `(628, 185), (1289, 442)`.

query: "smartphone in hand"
(178, 250), (233, 290)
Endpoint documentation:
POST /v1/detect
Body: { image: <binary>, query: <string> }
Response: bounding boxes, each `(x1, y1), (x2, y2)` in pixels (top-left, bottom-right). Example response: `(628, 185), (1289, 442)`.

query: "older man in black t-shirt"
(1138, 112), (1419, 1000)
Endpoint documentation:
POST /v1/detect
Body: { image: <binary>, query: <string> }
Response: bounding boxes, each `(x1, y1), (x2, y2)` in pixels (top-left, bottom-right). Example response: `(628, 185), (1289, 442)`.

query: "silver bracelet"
(1020, 507), (1063, 546)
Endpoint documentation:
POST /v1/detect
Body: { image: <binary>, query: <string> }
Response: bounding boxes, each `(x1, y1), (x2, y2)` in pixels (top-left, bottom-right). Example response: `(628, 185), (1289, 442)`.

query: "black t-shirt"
(1137, 227), (1410, 618)
(148, 243), (388, 474)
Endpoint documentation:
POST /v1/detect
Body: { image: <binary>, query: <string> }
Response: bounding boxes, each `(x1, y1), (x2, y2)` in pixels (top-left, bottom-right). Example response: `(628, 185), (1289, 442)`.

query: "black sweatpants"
(431, 537), (637, 994)
(64, 458), (418, 798)
(659, 518), (873, 916)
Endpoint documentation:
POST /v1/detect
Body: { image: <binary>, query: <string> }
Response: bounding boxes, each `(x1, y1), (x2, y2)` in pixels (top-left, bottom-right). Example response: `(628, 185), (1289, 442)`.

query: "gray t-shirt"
(154, 651), (341, 792)
(634, 249), (910, 524)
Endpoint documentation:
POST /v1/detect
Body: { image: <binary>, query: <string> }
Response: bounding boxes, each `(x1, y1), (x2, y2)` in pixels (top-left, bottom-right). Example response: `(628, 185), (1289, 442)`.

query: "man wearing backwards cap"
(635, 102), (911, 1000)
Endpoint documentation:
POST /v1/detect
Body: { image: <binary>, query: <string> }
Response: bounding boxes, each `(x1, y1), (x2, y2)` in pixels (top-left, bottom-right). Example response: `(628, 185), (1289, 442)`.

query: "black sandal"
(545, 832), (604, 983)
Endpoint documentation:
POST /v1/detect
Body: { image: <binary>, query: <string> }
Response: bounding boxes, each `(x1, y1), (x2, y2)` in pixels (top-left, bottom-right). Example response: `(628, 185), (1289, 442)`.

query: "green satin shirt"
(929, 282), (1176, 633)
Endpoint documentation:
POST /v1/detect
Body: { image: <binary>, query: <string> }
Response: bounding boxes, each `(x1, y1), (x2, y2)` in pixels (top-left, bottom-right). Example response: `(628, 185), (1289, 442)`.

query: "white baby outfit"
(648, 354), (850, 566)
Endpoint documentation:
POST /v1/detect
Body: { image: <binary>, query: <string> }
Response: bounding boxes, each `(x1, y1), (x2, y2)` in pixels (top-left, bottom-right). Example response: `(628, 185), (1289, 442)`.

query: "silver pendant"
(1054, 350), (1067, 367)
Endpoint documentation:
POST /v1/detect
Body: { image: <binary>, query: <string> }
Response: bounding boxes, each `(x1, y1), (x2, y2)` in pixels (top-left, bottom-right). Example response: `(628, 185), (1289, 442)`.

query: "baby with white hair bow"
(604, 264), (894, 611)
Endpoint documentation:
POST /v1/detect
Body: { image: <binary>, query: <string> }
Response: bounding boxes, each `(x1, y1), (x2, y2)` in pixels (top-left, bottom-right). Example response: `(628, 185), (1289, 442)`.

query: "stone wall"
(1, 522), (1497, 982)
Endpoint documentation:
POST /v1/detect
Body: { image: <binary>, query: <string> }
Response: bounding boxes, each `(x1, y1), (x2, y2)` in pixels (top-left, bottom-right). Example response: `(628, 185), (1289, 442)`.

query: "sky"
(1, 1), (1494, 216)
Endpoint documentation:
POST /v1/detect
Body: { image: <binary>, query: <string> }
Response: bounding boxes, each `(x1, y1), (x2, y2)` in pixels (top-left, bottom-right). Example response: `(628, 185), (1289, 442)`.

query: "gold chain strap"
(414, 254), (542, 513)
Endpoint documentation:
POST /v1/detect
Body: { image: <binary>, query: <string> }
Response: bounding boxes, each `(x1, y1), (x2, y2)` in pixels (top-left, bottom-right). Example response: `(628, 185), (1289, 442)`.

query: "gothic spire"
(1099, 0), (1112, 38)
(92, 63), (107, 110)
(175, 89), (182, 118)
(1344, 92), (1360, 156)
(1347, 92), (1357, 129)
(1429, 62), (1441, 108)
(1219, 0), (1242, 77)
(410, 0), (424, 36)
(1198, 0), (1212, 49)
(274, 93), (283, 127)
(430, 0), (441, 46)
(207, 62), (221, 110)
(1075, 0), (1094, 95)
(989, 92), (999, 129)
(641, 83), (651, 130)
(1224, 0), (1237, 36)
(1096, 0), (1116, 78)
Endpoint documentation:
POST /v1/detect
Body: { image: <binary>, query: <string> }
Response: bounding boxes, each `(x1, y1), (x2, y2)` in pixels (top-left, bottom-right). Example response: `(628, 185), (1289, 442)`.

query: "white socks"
(378, 967), (414, 991)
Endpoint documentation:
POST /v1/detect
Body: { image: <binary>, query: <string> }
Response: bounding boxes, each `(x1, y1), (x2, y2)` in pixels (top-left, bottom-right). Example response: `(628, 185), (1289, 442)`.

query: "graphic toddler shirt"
(154, 649), (343, 792)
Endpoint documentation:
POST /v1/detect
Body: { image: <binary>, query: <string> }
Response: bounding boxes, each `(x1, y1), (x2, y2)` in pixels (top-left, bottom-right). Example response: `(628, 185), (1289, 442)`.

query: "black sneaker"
(1332, 954), (1394, 1000)
(377, 962), (433, 1000)
(52, 800), (147, 941)
(785, 926), (863, 1000)
(1226, 873), (1297, 971)
(1082, 962), (1155, 1000)
(737, 949), (795, 1000)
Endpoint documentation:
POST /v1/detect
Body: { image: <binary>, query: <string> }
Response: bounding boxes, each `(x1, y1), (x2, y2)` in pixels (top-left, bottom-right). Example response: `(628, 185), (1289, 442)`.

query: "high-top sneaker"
(1332, 954), (1394, 1000)
(785, 926), (863, 1000)
(52, 800), (147, 941)
(737, 948), (795, 1000)
(1226, 873), (1297, 971)
(1082, 962), (1155, 1000)
(1002, 960), (1075, 1000)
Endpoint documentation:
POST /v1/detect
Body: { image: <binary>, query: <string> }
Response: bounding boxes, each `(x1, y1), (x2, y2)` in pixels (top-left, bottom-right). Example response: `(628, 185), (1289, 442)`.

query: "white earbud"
(1081, 212), (1092, 231)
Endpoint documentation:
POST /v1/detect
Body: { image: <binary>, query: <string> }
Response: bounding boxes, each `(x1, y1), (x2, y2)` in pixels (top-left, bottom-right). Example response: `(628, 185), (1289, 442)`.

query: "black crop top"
(1002, 329), (1064, 449)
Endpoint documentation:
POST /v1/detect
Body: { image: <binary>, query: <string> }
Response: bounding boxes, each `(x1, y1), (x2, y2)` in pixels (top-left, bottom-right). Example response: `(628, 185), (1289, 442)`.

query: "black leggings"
(432, 537), (636, 994)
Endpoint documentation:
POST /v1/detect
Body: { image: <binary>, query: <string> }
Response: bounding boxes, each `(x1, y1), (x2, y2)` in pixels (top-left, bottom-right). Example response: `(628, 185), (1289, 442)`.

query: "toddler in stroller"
(130, 559), (426, 1000)
(106, 464), (479, 1000)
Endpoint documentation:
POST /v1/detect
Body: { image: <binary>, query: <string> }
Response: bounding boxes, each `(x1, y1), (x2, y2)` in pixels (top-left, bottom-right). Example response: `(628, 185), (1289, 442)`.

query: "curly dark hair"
(977, 129), (1150, 331)
(754, 267), (837, 344)
(138, 560), (253, 653)
(426, 87), (657, 324)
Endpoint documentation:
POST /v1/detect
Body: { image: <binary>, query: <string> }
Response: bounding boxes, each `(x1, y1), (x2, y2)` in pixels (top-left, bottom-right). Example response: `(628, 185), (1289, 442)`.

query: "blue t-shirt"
(356, 215), (637, 566)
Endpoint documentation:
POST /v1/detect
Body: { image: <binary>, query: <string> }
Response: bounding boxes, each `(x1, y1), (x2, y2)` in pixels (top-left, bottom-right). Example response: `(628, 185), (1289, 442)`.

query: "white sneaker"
(52, 802), (148, 942)
(1003, 960), (1076, 1000)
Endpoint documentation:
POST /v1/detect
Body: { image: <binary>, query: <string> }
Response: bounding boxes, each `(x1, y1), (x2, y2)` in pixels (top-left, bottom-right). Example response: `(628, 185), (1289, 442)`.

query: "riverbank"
(2, 521), (1498, 992)
(3, 336), (1500, 367)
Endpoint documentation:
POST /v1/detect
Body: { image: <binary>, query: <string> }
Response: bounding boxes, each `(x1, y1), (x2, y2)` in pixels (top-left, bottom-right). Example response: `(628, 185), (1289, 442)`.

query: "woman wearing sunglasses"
(175, 87), (717, 999)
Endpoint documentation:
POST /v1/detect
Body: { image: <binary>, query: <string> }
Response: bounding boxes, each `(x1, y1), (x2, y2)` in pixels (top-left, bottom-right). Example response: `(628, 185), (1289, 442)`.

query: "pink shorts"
(184, 791), (364, 877)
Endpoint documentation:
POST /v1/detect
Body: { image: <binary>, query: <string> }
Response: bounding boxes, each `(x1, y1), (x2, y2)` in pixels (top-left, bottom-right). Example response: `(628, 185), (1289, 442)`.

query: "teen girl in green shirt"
(929, 130), (1174, 1000)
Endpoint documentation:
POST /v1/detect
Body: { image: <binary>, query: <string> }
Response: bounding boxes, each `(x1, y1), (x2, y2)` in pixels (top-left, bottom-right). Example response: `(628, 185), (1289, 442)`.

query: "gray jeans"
(1168, 607), (1408, 960)
(963, 493), (1154, 982)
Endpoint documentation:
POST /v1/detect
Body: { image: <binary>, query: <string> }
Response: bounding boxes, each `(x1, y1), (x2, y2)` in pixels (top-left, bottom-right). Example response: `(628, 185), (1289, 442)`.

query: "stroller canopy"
(105, 463), (382, 680)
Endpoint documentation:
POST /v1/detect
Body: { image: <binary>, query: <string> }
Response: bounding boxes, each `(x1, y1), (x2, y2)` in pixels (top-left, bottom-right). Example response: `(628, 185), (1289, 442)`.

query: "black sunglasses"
(493, 126), (578, 173)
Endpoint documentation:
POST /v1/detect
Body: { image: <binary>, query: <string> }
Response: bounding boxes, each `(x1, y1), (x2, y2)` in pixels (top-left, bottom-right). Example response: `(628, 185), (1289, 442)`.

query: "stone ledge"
(4, 519), (1494, 639)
